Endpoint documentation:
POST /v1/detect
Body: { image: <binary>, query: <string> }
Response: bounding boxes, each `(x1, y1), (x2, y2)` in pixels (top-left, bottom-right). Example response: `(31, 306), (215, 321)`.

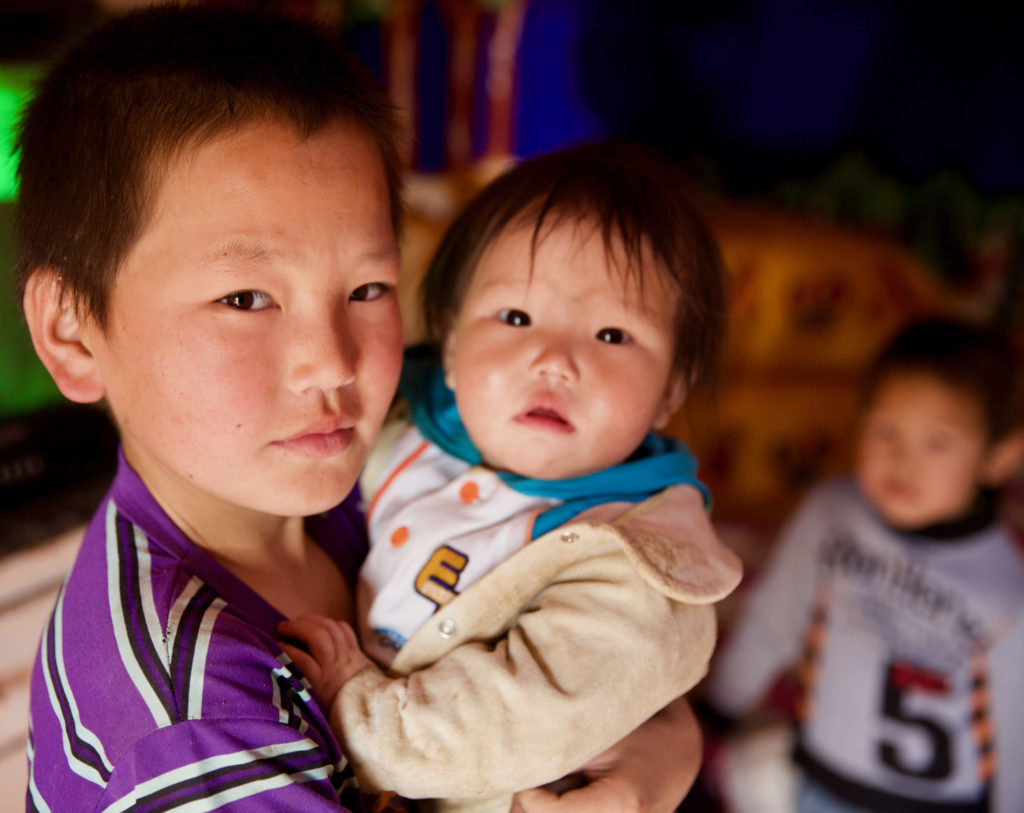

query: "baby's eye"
(498, 309), (531, 327)
(596, 327), (630, 344)
(218, 290), (272, 311)
(351, 282), (392, 302)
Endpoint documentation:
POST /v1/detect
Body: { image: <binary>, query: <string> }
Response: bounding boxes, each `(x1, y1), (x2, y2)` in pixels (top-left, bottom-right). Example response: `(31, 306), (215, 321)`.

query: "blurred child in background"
(702, 318), (1024, 813)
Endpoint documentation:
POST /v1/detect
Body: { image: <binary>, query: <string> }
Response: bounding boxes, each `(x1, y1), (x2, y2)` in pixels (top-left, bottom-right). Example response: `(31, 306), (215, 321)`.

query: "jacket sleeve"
(333, 512), (724, 799)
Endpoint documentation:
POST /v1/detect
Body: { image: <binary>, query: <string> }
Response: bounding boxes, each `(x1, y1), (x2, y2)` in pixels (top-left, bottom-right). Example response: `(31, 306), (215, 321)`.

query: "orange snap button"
(459, 481), (479, 504)
(390, 526), (410, 547)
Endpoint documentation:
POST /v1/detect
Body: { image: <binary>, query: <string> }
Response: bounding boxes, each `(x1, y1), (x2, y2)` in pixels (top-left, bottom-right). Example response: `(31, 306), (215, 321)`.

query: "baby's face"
(442, 220), (684, 480)
(80, 119), (403, 524)
(856, 373), (992, 529)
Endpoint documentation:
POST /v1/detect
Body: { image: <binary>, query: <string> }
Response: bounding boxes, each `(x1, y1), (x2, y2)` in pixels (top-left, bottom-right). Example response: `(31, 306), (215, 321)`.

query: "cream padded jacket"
(335, 479), (742, 811)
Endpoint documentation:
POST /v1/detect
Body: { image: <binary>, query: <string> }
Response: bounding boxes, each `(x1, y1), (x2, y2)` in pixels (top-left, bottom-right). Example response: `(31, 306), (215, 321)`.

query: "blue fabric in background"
(343, 1), (1024, 196)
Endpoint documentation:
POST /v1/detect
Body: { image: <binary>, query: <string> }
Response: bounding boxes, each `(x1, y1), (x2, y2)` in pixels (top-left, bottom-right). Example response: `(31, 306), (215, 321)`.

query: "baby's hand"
(278, 615), (374, 707)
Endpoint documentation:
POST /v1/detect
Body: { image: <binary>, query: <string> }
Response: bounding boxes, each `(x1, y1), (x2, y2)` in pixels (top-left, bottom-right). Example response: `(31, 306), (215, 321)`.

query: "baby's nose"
(529, 342), (579, 382)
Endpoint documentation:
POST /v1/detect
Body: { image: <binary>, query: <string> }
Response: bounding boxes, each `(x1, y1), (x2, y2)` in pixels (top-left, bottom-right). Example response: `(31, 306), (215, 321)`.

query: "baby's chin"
(479, 452), (599, 482)
(479, 436), (638, 481)
(473, 426), (637, 481)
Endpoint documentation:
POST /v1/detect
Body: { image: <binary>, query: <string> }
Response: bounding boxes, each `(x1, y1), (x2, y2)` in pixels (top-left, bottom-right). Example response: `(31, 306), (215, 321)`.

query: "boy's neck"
(138, 465), (352, 619)
(124, 444), (308, 560)
(157, 484), (308, 562)
(900, 489), (998, 542)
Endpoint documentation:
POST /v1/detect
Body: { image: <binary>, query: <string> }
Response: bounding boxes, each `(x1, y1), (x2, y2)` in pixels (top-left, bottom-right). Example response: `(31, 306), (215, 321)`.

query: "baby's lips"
(525, 406), (569, 425)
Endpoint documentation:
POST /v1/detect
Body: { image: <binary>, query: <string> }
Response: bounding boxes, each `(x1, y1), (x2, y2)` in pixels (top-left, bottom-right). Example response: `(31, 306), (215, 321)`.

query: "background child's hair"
(14, 4), (402, 329)
(862, 317), (1022, 442)
(421, 141), (727, 391)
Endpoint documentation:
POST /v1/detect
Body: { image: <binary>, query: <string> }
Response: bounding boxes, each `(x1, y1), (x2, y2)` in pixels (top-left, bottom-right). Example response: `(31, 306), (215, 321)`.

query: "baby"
(282, 142), (742, 811)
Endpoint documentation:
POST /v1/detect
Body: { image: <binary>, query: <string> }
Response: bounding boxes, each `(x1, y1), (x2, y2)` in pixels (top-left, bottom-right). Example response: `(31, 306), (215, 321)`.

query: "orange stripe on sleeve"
(522, 507), (541, 546)
(366, 440), (430, 525)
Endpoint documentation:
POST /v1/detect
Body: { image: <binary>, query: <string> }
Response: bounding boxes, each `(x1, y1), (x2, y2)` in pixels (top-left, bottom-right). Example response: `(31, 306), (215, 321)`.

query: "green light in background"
(0, 65), (39, 204)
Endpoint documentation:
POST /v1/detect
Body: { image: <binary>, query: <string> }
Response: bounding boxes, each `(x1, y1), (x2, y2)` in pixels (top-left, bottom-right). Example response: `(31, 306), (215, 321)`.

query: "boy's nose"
(889, 441), (917, 476)
(529, 341), (579, 383)
(286, 313), (358, 394)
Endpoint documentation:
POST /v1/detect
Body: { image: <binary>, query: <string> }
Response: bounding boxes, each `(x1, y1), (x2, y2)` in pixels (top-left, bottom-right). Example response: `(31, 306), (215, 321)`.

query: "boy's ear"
(981, 429), (1024, 487)
(653, 372), (688, 430)
(22, 269), (106, 404)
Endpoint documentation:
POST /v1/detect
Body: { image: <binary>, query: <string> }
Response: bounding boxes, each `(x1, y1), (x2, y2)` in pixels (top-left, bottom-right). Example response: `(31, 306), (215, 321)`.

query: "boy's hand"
(278, 615), (374, 707)
(510, 695), (701, 813)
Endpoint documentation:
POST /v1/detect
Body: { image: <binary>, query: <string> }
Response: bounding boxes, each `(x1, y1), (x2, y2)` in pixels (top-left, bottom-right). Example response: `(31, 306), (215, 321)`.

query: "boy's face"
(78, 120), (402, 524)
(442, 220), (685, 480)
(856, 372), (993, 529)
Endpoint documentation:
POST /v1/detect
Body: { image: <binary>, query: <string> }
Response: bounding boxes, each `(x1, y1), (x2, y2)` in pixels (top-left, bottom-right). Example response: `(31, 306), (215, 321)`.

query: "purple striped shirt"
(27, 451), (370, 812)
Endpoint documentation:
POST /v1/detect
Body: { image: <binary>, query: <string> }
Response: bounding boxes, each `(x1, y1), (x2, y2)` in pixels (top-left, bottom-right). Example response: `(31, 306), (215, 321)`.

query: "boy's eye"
(351, 282), (392, 302)
(498, 308), (531, 327)
(596, 327), (629, 344)
(218, 290), (272, 311)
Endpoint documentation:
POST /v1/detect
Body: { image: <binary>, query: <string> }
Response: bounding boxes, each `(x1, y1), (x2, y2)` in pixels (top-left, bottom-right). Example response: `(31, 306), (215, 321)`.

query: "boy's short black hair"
(421, 141), (727, 390)
(863, 318), (1022, 442)
(14, 4), (402, 329)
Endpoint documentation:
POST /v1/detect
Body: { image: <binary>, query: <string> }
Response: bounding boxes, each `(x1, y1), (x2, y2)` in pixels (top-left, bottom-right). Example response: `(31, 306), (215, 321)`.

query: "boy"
(281, 143), (743, 812)
(16, 7), (705, 811)
(703, 319), (1024, 812)
(16, 6), (404, 810)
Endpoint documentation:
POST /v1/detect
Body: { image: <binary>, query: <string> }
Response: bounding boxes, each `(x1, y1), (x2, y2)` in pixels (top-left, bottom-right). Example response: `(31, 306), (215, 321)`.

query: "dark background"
(2, 0), (1022, 540)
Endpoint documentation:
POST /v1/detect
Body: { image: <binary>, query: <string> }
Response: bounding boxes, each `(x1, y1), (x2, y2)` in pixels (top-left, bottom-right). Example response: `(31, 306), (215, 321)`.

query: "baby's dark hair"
(14, 4), (402, 330)
(862, 318), (1022, 442)
(421, 141), (727, 390)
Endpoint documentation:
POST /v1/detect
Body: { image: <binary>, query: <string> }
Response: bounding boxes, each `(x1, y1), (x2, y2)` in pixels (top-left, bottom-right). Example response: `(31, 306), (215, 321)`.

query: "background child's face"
(78, 120), (403, 522)
(442, 219), (685, 480)
(856, 372), (993, 529)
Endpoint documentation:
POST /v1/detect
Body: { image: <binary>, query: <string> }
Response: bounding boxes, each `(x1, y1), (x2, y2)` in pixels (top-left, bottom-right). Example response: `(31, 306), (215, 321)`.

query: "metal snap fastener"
(438, 619), (456, 638)
(560, 531), (578, 543)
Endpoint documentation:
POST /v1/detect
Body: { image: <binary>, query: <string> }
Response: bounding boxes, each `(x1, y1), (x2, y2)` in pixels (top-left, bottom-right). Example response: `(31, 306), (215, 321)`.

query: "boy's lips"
(274, 418), (355, 457)
(882, 478), (916, 499)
